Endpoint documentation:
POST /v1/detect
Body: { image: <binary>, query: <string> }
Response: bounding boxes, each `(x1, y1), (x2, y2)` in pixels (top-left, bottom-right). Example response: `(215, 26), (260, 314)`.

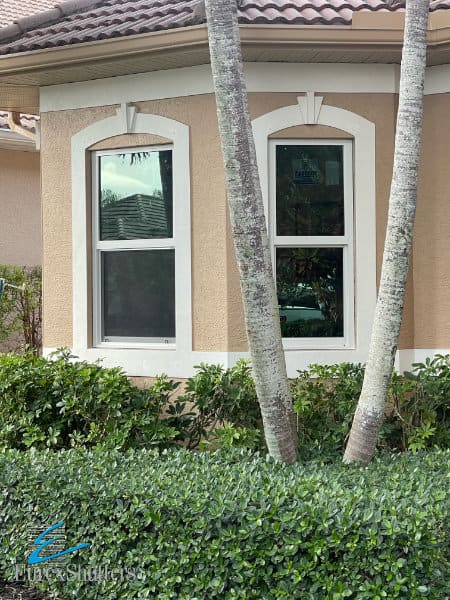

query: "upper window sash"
(93, 145), (174, 247)
(269, 139), (353, 245)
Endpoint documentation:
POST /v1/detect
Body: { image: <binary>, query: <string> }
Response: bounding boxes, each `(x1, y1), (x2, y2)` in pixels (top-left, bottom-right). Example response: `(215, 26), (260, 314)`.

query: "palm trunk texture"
(344, 0), (430, 464)
(204, 0), (297, 464)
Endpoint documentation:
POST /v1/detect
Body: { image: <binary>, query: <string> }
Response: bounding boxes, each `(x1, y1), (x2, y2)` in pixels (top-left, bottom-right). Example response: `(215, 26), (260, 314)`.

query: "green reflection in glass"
(277, 247), (344, 337)
(99, 149), (173, 240)
(276, 145), (344, 236)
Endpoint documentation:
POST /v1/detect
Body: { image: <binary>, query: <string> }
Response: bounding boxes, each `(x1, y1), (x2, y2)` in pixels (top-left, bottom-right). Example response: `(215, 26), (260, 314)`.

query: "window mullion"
(96, 239), (174, 251)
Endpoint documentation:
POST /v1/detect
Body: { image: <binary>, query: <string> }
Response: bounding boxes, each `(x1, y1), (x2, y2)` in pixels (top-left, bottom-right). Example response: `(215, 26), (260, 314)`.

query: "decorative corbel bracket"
(117, 102), (137, 134)
(297, 91), (323, 125)
(7, 111), (37, 142)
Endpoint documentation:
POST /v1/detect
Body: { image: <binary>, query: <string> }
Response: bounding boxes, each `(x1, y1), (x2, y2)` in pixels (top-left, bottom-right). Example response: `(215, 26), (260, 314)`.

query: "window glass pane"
(99, 149), (173, 240)
(276, 145), (344, 236)
(277, 247), (344, 338)
(102, 250), (175, 340)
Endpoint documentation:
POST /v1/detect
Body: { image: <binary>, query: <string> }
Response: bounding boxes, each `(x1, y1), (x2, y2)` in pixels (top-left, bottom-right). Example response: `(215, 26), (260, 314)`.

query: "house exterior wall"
(414, 93), (450, 349)
(39, 72), (450, 375)
(0, 148), (41, 265)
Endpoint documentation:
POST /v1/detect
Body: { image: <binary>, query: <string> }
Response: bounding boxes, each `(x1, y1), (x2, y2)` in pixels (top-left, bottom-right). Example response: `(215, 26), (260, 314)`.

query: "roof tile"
(0, 112), (38, 132)
(0, 0), (55, 28)
(0, 0), (448, 56)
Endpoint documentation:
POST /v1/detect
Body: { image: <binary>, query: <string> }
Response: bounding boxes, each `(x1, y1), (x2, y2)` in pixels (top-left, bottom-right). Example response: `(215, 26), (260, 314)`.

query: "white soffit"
(0, 129), (36, 151)
(40, 63), (402, 112)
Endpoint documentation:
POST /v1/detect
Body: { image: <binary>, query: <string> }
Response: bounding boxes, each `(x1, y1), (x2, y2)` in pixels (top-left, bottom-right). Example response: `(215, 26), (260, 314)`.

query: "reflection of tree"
(158, 150), (173, 238)
(277, 248), (343, 327)
(114, 150), (173, 237)
(101, 189), (120, 207)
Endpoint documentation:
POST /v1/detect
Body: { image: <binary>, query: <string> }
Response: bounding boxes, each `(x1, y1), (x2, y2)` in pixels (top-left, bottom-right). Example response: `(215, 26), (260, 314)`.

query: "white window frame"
(92, 144), (177, 348)
(269, 139), (354, 350)
(70, 104), (192, 375)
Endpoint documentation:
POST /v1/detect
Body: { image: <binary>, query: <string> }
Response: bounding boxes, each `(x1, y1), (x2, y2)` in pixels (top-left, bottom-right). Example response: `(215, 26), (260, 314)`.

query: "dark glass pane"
(99, 150), (173, 240)
(276, 145), (344, 236)
(277, 247), (344, 338)
(102, 250), (175, 340)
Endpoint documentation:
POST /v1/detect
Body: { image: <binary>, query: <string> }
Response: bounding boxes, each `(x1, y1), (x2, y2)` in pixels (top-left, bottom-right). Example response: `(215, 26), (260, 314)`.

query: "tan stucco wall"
(41, 90), (444, 353)
(414, 93), (450, 348)
(227, 92), (414, 351)
(0, 149), (41, 265)
(40, 97), (229, 350)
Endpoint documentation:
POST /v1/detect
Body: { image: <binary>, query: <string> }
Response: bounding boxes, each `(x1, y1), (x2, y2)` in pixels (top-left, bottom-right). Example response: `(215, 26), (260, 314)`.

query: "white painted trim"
(423, 64), (450, 95)
(43, 347), (450, 378)
(253, 98), (376, 359)
(40, 63), (402, 113)
(0, 129), (36, 151)
(71, 105), (191, 362)
(394, 348), (450, 373)
(40, 63), (450, 114)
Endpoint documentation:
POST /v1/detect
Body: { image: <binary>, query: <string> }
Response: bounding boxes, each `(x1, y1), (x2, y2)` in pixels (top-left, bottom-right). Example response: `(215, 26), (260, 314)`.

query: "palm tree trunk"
(204, 0), (297, 464)
(344, 0), (430, 465)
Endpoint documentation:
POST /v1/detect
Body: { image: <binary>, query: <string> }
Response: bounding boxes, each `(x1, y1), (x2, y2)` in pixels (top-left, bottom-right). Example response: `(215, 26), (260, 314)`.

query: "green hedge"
(1, 449), (448, 599)
(0, 351), (261, 452)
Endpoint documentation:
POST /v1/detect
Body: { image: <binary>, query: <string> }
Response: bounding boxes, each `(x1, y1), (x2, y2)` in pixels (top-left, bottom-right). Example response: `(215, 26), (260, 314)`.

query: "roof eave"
(0, 12), (449, 111)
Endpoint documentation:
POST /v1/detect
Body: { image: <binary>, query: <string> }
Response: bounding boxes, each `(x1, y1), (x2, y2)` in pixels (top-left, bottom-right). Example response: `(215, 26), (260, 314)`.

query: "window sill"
(94, 342), (176, 351)
(282, 339), (354, 351)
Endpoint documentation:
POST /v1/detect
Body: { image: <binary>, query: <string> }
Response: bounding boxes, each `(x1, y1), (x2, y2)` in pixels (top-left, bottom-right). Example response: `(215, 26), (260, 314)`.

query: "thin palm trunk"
(204, 0), (297, 463)
(344, 0), (430, 465)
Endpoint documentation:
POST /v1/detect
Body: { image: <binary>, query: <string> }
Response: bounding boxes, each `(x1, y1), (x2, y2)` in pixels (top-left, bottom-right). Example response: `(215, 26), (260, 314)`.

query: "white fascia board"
(39, 62), (450, 115)
(40, 63), (402, 113)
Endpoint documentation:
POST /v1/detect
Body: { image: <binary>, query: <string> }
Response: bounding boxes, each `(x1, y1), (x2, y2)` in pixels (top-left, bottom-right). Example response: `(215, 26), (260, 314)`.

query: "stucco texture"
(414, 94), (450, 348)
(41, 91), (441, 353)
(0, 149), (41, 265)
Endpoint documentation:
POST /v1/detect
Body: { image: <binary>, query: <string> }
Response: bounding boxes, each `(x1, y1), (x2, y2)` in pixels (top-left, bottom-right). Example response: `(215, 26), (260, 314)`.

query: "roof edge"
(0, 0), (104, 46)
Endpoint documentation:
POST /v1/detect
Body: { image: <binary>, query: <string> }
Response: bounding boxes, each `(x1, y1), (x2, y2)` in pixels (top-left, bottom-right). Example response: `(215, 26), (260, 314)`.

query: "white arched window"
(70, 104), (191, 375)
(252, 95), (376, 367)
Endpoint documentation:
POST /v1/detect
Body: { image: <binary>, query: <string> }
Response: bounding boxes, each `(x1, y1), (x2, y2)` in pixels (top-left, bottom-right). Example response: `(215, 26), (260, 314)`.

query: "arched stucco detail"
(71, 104), (191, 357)
(252, 100), (376, 363)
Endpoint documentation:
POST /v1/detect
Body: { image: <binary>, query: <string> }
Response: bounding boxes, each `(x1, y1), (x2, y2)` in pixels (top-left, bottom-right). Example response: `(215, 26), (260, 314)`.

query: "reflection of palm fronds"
(118, 151), (151, 164)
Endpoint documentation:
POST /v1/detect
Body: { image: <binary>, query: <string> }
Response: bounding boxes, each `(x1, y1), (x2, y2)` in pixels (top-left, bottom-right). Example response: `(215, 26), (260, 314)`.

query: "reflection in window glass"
(99, 150), (173, 240)
(102, 250), (175, 340)
(276, 145), (344, 236)
(277, 247), (344, 337)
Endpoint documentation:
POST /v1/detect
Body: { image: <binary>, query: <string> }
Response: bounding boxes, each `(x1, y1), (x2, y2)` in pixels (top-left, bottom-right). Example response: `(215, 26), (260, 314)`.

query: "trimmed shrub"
(293, 358), (450, 458)
(0, 449), (448, 599)
(0, 351), (260, 452)
(0, 349), (180, 450)
(0, 349), (448, 455)
(181, 360), (261, 449)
